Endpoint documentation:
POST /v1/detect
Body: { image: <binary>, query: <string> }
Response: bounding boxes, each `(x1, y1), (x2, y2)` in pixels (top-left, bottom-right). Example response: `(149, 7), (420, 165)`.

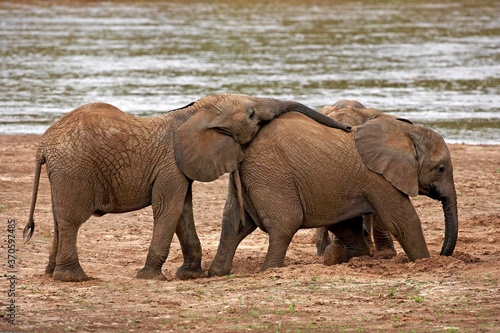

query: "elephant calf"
(208, 100), (458, 276)
(316, 100), (458, 264)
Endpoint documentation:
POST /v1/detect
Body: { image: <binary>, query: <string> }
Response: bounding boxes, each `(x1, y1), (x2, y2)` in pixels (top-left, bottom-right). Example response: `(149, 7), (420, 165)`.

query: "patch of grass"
(388, 286), (397, 297)
(412, 295), (425, 303)
(275, 308), (286, 315)
(288, 302), (296, 314)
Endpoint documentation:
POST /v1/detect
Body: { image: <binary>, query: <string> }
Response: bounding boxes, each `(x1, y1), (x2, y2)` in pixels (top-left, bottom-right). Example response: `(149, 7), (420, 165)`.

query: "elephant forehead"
(420, 128), (450, 159)
(206, 94), (253, 112)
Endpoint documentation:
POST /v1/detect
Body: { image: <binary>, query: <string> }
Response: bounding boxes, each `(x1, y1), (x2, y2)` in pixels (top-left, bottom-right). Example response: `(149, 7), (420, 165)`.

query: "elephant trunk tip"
(440, 196), (458, 257)
(440, 244), (456, 256)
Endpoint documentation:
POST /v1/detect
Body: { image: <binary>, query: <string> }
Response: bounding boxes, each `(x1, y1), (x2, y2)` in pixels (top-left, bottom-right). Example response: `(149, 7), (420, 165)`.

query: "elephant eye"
(437, 164), (445, 174)
(248, 108), (256, 120)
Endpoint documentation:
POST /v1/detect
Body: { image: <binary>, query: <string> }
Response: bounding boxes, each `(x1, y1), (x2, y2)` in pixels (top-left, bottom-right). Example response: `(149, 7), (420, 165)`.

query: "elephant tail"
(24, 146), (45, 242)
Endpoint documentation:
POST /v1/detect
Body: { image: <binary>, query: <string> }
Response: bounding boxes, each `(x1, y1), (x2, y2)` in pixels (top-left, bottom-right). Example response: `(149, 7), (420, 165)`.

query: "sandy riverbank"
(0, 135), (499, 332)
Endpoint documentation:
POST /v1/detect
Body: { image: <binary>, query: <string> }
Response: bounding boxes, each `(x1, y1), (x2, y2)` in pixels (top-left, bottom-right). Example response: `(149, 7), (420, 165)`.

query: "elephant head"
(321, 99), (413, 126)
(173, 93), (351, 182)
(354, 115), (458, 256)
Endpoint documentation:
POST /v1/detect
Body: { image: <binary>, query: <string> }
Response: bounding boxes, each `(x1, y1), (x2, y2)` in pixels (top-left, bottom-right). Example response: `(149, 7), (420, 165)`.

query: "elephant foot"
(323, 242), (370, 266)
(176, 265), (205, 280)
(374, 248), (397, 259)
(324, 243), (347, 265)
(136, 266), (167, 281)
(207, 263), (232, 277)
(52, 263), (90, 282)
(45, 262), (55, 275)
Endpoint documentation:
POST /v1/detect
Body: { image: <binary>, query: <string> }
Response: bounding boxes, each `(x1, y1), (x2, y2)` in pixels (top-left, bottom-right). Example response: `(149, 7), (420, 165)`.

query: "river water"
(1, 0), (499, 144)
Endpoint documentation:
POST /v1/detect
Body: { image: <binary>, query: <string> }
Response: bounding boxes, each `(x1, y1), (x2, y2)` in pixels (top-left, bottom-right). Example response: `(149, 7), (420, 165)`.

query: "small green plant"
(412, 295), (425, 303)
(288, 302), (296, 314)
(251, 308), (259, 318)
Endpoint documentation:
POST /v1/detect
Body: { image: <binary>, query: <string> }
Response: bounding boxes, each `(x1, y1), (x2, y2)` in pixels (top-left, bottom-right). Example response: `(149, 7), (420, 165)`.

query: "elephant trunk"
(440, 193), (458, 256)
(268, 99), (352, 132)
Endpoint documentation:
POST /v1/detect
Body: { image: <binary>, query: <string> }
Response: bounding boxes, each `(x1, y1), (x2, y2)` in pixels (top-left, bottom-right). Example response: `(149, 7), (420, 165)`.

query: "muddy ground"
(0, 134), (499, 332)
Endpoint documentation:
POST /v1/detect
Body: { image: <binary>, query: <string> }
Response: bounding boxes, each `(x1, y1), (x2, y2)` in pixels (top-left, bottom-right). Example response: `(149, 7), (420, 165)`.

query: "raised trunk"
(440, 195), (458, 256)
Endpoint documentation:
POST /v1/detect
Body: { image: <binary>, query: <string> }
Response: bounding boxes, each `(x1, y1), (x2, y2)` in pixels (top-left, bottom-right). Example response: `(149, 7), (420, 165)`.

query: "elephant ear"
(355, 117), (419, 197)
(174, 109), (245, 182)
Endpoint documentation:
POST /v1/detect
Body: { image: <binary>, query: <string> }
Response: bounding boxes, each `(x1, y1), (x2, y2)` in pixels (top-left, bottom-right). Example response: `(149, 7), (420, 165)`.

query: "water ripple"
(0, 0), (498, 143)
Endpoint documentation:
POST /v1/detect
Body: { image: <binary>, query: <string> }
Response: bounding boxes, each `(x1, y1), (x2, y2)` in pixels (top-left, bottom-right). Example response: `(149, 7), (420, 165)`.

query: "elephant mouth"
(419, 187), (444, 201)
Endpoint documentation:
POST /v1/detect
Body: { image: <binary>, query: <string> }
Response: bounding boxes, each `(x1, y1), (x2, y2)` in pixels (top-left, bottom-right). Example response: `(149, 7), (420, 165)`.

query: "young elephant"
(24, 93), (350, 282)
(316, 100), (412, 260)
(208, 103), (458, 276)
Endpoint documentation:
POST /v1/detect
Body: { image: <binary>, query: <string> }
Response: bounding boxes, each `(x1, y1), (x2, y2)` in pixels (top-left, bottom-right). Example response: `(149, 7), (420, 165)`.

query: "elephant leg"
(137, 214), (177, 280)
(52, 219), (89, 282)
(371, 214), (397, 259)
(315, 227), (332, 256)
(175, 184), (204, 280)
(209, 210), (256, 276)
(324, 216), (371, 265)
(261, 225), (297, 271)
(260, 209), (302, 271)
(209, 175), (257, 276)
(137, 181), (187, 280)
(49, 185), (92, 282)
(370, 193), (430, 261)
(45, 202), (59, 276)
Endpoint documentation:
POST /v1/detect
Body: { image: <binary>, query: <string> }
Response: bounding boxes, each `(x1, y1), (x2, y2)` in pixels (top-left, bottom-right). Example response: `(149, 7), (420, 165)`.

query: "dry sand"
(0, 134), (499, 332)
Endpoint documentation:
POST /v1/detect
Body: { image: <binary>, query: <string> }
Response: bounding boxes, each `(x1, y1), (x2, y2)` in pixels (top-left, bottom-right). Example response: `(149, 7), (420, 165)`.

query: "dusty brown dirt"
(0, 134), (499, 332)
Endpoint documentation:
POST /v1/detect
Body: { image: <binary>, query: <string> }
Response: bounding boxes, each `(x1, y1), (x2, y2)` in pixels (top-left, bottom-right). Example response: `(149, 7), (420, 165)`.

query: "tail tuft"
(23, 220), (35, 242)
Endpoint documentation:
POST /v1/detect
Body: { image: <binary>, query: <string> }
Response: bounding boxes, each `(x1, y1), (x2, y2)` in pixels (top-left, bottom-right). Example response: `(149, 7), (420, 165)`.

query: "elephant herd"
(24, 93), (458, 282)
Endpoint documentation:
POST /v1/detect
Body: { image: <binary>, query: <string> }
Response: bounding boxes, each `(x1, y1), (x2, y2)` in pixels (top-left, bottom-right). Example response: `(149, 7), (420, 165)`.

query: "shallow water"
(1, 0), (499, 144)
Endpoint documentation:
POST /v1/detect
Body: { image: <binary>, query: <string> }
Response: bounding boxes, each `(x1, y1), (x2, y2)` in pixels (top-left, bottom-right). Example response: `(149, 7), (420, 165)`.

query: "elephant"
(208, 101), (458, 276)
(316, 100), (414, 260)
(23, 93), (351, 282)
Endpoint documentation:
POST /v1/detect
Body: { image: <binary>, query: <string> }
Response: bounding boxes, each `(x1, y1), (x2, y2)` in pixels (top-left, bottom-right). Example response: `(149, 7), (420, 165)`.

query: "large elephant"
(23, 93), (351, 282)
(208, 102), (458, 276)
